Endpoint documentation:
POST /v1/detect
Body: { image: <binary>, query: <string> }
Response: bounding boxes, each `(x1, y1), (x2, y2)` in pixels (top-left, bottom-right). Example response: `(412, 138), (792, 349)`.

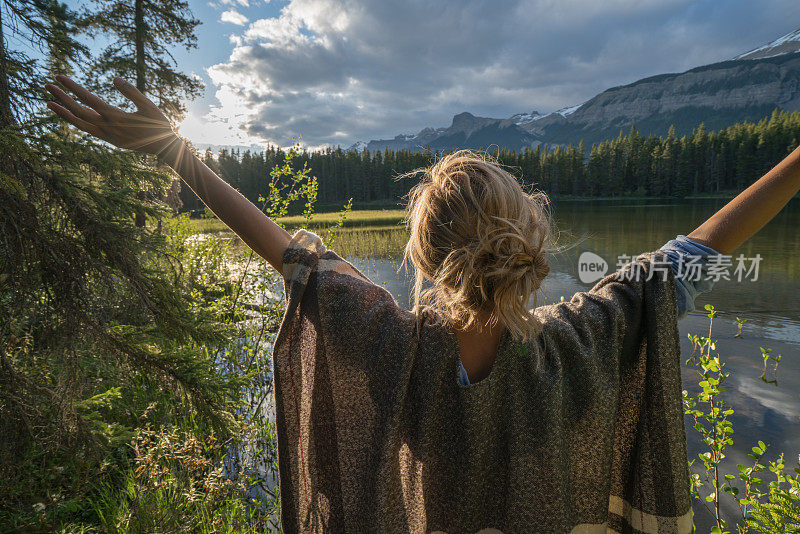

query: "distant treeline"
(181, 109), (800, 212)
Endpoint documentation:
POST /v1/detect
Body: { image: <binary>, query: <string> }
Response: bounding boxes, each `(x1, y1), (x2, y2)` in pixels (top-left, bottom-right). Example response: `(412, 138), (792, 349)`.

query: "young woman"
(46, 75), (800, 533)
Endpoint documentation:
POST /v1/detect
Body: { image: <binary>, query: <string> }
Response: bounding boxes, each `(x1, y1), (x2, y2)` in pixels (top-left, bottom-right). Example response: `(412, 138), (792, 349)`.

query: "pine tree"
(163, 111), (800, 210)
(80, 0), (201, 123)
(80, 0), (203, 226)
(0, 1), (238, 522)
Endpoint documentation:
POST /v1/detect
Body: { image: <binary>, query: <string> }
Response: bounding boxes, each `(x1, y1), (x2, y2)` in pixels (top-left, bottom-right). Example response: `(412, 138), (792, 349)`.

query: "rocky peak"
(450, 112), (480, 131)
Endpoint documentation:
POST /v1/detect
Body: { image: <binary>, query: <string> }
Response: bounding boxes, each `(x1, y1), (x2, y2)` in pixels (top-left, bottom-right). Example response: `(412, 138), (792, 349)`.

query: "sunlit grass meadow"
(279, 209), (406, 229)
(175, 209), (411, 258)
(327, 226), (409, 258)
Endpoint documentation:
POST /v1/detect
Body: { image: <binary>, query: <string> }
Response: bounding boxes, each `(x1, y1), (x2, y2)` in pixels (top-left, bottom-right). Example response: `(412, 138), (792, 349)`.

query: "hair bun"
(532, 250), (550, 283)
(497, 247), (549, 290)
(508, 252), (534, 268)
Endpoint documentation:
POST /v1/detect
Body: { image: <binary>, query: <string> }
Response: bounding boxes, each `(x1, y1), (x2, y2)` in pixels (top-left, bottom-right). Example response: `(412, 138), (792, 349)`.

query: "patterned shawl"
(272, 229), (692, 533)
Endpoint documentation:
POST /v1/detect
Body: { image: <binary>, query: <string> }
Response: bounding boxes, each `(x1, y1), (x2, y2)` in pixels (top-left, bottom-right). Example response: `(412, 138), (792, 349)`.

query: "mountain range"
(354, 28), (800, 153)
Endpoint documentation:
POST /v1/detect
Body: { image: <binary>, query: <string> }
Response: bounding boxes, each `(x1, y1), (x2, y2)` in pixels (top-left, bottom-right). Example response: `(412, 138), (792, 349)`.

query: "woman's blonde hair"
(402, 149), (554, 342)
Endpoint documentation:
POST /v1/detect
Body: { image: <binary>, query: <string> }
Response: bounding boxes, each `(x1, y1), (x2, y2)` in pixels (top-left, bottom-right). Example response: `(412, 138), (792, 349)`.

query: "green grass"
(278, 209), (406, 229)
(171, 210), (411, 258)
(173, 209), (407, 236)
(175, 217), (230, 234)
(326, 226), (409, 258)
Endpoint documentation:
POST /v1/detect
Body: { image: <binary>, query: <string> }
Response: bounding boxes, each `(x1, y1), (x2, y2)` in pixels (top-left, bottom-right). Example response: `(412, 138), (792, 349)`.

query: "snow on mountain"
(554, 104), (582, 117)
(510, 110), (544, 125)
(735, 27), (800, 60)
(344, 106), (585, 152)
(347, 141), (369, 152)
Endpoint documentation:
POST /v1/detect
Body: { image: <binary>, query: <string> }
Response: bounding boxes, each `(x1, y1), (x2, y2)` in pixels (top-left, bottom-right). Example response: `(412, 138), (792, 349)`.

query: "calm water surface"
(342, 198), (800, 528)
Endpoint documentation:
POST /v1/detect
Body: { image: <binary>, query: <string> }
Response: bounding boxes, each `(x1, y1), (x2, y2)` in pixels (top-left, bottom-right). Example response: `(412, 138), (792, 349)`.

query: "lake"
(334, 198), (800, 528)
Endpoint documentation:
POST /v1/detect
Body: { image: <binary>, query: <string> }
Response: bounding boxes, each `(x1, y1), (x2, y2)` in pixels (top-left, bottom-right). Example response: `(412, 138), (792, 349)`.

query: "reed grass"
(323, 226), (409, 258)
(177, 216), (230, 234)
(279, 209), (406, 229)
(174, 210), (410, 258)
(173, 209), (406, 235)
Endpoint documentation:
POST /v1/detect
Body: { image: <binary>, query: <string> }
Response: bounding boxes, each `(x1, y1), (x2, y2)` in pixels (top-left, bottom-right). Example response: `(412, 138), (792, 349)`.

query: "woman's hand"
(45, 74), (291, 270)
(45, 76), (290, 272)
(45, 75), (178, 157)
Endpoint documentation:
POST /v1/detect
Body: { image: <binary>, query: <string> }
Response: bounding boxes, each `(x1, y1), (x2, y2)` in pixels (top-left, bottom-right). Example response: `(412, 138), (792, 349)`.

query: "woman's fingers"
(113, 77), (159, 114)
(45, 84), (103, 124)
(55, 75), (120, 118)
(45, 75), (177, 155)
(46, 101), (103, 138)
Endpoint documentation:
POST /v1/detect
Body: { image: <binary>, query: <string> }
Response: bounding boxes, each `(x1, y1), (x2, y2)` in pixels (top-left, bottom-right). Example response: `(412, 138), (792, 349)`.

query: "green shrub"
(684, 304), (800, 532)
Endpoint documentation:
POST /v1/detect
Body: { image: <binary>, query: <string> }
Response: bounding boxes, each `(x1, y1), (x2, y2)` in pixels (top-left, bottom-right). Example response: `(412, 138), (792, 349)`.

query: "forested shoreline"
(183, 110), (800, 213)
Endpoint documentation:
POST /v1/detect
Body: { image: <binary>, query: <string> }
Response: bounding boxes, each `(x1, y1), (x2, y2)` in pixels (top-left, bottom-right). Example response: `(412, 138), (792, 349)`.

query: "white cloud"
(202, 0), (800, 147)
(220, 9), (249, 26)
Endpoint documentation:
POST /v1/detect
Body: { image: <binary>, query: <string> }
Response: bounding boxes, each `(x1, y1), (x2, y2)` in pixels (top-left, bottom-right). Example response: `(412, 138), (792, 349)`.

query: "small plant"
(734, 317), (747, 338)
(684, 304), (800, 532)
(758, 347), (781, 386)
(684, 304), (734, 529)
(325, 197), (354, 248)
(92, 427), (271, 533)
(258, 140), (319, 226)
(742, 453), (800, 532)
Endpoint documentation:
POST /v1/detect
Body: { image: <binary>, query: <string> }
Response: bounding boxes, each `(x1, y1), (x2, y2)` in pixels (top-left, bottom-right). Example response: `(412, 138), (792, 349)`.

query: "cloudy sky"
(167, 0), (800, 149)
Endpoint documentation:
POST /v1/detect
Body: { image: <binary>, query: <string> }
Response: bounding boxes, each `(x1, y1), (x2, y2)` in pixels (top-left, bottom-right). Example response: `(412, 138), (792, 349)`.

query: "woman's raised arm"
(45, 75), (291, 271)
(687, 144), (800, 255)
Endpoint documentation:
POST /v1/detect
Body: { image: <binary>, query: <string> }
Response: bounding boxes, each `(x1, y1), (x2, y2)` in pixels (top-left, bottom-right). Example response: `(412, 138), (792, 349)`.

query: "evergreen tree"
(177, 110), (800, 212)
(0, 1), (237, 523)
(80, 0), (201, 123)
(81, 0), (203, 225)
